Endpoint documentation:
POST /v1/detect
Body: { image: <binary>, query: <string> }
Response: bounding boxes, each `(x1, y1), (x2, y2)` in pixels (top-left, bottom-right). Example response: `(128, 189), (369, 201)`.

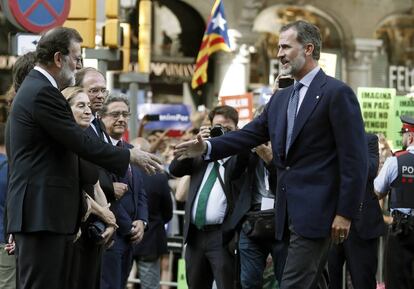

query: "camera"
(210, 124), (227, 138)
(278, 77), (294, 88)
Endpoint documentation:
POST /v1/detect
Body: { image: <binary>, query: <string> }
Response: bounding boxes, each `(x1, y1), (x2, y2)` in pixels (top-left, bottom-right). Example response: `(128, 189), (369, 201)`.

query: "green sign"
(357, 87), (395, 138)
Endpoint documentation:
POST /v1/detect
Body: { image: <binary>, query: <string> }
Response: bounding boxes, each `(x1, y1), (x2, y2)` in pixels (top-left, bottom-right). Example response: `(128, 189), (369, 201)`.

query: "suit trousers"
(328, 229), (379, 289)
(280, 224), (331, 289)
(185, 225), (235, 289)
(238, 230), (288, 288)
(384, 227), (414, 289)
(101, 238), (134, 289)
(14, 232), (75, 289)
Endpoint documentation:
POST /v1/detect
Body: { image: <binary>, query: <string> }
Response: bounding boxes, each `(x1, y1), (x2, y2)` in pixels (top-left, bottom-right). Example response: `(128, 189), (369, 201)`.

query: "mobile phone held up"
(278, 77), (294, 88)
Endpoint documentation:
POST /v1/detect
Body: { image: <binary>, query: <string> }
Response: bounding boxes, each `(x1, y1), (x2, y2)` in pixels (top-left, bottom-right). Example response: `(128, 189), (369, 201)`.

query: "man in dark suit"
(6, 27), (162, 289)
(100, 95), (149, 289)
(174, 20), (368, 289)
(169, 105), (243, 289)
(328, 133), (385, 289)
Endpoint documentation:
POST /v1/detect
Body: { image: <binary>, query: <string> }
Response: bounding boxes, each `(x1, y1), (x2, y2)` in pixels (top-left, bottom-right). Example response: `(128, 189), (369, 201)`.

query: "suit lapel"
(274, 88), (292, 160)
(188, 160), (209, 207)
(289, 70), (327, 151)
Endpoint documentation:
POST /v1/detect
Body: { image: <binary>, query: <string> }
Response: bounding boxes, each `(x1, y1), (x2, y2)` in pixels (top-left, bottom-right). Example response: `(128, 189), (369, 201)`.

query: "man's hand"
(129, 220), (145, 244)
(113, 182), (128, 200)
(5, 235), (15, 255)
(101, 225), (116, 248)
(129, 148), (163, 175)
(174, 134), (207, 161)
(198, 126), (211, 140)
(331, 214), (351, 244)
(255, 143), (273, 164)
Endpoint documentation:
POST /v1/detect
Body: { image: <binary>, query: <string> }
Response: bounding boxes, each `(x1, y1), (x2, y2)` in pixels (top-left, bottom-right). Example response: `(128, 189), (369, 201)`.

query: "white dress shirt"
(191, 158), (230, 225)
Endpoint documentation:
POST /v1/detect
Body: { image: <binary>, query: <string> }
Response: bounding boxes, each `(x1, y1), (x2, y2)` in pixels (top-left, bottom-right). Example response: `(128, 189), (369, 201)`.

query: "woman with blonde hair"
(62, 86), (117, 289)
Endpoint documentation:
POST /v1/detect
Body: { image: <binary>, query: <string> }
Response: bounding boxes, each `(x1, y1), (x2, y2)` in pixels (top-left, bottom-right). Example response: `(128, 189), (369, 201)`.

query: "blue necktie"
(286, 82), (304, 154)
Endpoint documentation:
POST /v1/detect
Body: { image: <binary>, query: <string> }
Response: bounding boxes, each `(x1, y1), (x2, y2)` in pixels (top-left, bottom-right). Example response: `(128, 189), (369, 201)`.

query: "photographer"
(169, 105), (246, 289)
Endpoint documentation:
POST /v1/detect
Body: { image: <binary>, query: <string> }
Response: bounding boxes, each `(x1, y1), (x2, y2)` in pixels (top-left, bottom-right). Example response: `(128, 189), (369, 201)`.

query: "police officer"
(374, 115), (414, 289)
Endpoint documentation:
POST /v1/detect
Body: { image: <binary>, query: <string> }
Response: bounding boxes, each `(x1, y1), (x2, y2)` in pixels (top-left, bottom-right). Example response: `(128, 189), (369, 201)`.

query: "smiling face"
(101, 101), (130, 140)
(69, 92), (92, 129)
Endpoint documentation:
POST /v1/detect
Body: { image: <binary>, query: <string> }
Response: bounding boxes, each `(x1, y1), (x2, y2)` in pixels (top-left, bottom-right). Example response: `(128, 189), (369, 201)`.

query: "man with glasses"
(6, 27), (162, 289)
(99, 95), (148, 289)
(375, 115), (414, 289)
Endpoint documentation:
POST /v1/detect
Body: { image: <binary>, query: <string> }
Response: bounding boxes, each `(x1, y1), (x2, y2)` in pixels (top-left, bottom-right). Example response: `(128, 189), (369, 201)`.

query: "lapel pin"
(316, 95), (320, 100)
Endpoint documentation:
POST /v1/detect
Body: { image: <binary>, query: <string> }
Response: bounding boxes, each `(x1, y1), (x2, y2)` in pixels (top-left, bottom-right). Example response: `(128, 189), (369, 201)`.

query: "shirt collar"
(406, 145), (414, 151)
(34, 66), (58, 89)
(296, 66), (320, 88)
(110, 136), (120, 146)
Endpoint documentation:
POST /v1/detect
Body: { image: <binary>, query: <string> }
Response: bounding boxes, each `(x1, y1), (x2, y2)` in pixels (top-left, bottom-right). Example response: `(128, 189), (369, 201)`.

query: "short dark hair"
(12, 51), (37, 92)
(280, 20), (322, 60)
(75, 67), (106, 87)
(36, 27), (83, 66)
(0, 122), (5, 146)
(208, 105), (238, 126)
(100, 94), (130, 116)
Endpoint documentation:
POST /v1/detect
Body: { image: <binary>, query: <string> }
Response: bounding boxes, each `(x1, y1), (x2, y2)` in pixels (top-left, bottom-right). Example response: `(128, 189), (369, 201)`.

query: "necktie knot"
(294, 81), (304, 92)
(116, 140), (122, 147)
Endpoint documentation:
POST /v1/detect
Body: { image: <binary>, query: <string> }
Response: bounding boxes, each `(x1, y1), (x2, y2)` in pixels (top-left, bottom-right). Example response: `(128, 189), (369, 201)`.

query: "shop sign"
(389, 65), (414, 93)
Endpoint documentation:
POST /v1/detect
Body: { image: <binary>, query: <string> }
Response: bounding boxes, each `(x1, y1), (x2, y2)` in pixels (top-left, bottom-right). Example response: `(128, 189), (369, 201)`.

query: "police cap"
(400, 115), (414, 133)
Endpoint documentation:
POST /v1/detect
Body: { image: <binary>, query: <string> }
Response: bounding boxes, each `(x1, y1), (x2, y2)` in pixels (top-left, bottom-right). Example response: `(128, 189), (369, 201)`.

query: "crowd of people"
(0, 19), (413, 289)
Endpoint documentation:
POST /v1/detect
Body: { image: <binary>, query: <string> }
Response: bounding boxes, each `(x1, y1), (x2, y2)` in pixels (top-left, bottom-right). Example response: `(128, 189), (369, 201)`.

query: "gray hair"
(280, 20), (322, 60)
(100, 93), (130, 115)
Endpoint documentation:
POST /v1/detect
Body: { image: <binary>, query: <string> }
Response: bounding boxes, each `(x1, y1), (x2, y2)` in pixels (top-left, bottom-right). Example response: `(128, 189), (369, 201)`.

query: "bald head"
(130, 137), (151, 152)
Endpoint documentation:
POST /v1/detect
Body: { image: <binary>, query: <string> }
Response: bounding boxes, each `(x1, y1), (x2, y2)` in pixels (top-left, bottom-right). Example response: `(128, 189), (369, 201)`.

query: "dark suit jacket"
(134, 172), (173, 258)
(6, 69), (129, 235)
(84, 125), (117, 202)
(169, 155), (242, 243)
(352, 133), (385, 239)
(208, 69), (368, 240)
(112, 141), (148, 241)
(223, 152), (277, 233)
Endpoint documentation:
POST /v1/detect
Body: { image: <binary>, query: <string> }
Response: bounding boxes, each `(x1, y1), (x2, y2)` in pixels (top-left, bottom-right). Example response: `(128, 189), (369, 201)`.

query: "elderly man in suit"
(6, 27), (162, 289)
(328, 133), (385, 289)
(99, 95), (149, 289)
(174, 20), (367, 289)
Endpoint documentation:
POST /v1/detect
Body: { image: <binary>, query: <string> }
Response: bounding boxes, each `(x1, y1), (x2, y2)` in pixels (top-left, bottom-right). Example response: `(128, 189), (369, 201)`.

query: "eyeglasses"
(107, 111), (131, 119)
(88, 87), (109, 97)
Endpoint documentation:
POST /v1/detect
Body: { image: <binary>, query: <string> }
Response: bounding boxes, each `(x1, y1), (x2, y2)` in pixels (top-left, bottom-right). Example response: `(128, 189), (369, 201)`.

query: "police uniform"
(374, 115), (414, 289)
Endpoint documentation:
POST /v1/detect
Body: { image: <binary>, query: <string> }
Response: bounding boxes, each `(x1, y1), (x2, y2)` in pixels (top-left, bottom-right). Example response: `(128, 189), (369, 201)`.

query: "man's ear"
(304, 43), (314, 57)
(54, 51), (63, 69)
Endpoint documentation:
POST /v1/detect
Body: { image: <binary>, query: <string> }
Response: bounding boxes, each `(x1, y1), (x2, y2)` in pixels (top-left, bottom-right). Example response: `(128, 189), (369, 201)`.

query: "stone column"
(347, 38), (383, 92)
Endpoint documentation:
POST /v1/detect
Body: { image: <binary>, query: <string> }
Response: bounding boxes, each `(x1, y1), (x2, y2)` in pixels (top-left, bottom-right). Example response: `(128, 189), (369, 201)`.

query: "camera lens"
(210, 125), (226, 138)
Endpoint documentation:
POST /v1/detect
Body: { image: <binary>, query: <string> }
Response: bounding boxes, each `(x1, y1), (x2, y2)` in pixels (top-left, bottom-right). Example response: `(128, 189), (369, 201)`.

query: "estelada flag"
(191, 0), (231, 90)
